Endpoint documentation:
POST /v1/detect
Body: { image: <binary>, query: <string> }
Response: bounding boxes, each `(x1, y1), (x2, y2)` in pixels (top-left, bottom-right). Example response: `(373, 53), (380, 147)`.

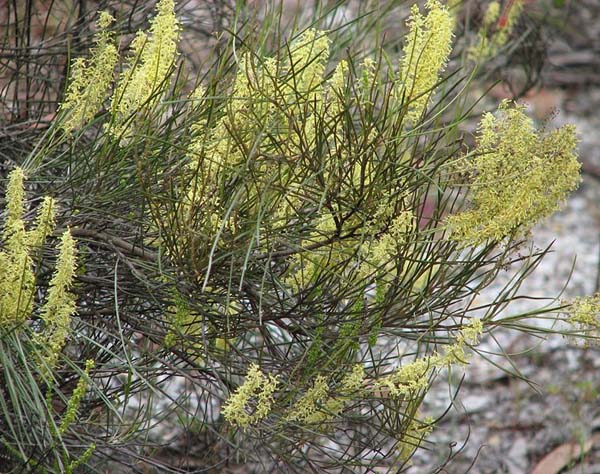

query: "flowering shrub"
(0, 0), (588, 471)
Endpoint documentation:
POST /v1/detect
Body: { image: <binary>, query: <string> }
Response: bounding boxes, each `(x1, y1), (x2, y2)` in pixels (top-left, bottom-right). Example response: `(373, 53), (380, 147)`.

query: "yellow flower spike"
(437, 341), (469, 366)
(229, 54), (253, 115)
(328, 60), (348, 96)
(59, 359), (95, 434)
(0, 172), (79, 363)
(567, 294), (600, 333)
(324, 59), (348, 122)
(59, 11), (118, 133)
(67, 443), (96, 473)
(374, 357), (434, 398)
(288, 29), (330, 98)
(371, 324), (481, 400)
(109, 0), (180, 138)
(458, 318), (483, 345)
(182, 30), (335, 245)
(186, 87), (208, 160)
(285, 375), (329, 423)
(222, 364), (279, 429)
(0, 168), (35, 326)
(483, 1), (501, 27)
(469, 0), (524, 61)
(359, 57), (377, 106)
(3, 167), (26, 240)
(27, 196), (56, 250)
(446, 101), (581, 246)
(281, 29), (330, 157)
(358, 210), (415, 283)
(339, 364), (366, 393)
(396, 415), (434, 462)
(38, 229), (78, 369)
(375, 320), (484, 397)
(280, 367), (366, 428)
(494, 0), (524, 45)
(322, 59), (349, 190)
(186, 53), (265, 188)
(398, 0), (454, 125)
(436, 318), (484, 366)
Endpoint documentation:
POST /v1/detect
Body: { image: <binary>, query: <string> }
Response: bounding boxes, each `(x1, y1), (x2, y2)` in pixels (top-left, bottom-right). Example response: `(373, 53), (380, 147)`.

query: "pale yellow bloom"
(1, 170), (77, 352)
(67, 442), (96, 473)
(459, 318), (483, 345)
(4, 167), (26, 241)
(374, 357), (434, 398)
(284, 210), (340, 289)
(436, 318), (484, 366)
(339, 364), (366, 393)
(567, 294), (600, 332)
(288, 29), (330, 99)
(483, 1), (501, 27)
(60, 359), (94, 434)
(109, 0), (179, 137)
(398, 0), (454, 124)
(396, 415), (434, 462)
(282, 366), (366, 427)
(283, 30), (330, 156)
(493, 0), (524, 49)
(0, 168), (34, 325)
(358, 210), (415, 282)
(286, 375), (329, 423)
(326, 60), (349, 114)
(59, 12), (118, 133)
(27, 196), (56, 249)
(183, 54), (278, 225)
(222, 364), (279, 428)
(38, 229), (78, 369)
(375, 319), (484, 396)
(447, 101), (580, 246)
(469, 0), (524, 61)
(359, 57), (377, 106)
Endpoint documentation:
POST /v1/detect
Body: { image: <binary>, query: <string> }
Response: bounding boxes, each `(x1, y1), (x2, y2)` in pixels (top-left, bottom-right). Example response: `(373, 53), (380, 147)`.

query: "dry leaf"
(531, 434), (600, 474)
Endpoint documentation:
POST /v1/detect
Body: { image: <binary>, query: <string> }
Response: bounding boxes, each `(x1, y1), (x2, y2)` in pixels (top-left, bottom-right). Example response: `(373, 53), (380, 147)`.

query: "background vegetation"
(0, 0), (593, 472)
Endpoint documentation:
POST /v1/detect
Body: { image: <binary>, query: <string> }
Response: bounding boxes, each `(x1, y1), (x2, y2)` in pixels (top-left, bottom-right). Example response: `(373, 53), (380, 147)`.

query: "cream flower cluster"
(447, 101), (580, 246)
(59, 12), (118, 133)
(223, 320), (482, 429)
(397, 0), (454, 125)
(0, 168), (78, 370)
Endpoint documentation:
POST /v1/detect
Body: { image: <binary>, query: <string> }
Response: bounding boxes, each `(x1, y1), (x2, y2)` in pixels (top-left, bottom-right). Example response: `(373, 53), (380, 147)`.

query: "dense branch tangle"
(0, 0), (583, 471)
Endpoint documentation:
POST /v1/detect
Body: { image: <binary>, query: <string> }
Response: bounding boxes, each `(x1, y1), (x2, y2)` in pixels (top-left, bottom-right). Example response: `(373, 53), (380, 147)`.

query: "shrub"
(0, 0), (587, 472)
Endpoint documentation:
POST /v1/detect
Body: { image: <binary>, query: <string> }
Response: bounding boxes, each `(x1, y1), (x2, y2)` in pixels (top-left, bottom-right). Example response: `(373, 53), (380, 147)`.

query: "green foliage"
(0, 0), (590, 472)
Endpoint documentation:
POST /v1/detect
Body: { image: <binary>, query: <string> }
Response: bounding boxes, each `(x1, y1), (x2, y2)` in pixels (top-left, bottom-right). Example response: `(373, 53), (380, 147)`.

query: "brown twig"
(70, 227), (159, 261)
